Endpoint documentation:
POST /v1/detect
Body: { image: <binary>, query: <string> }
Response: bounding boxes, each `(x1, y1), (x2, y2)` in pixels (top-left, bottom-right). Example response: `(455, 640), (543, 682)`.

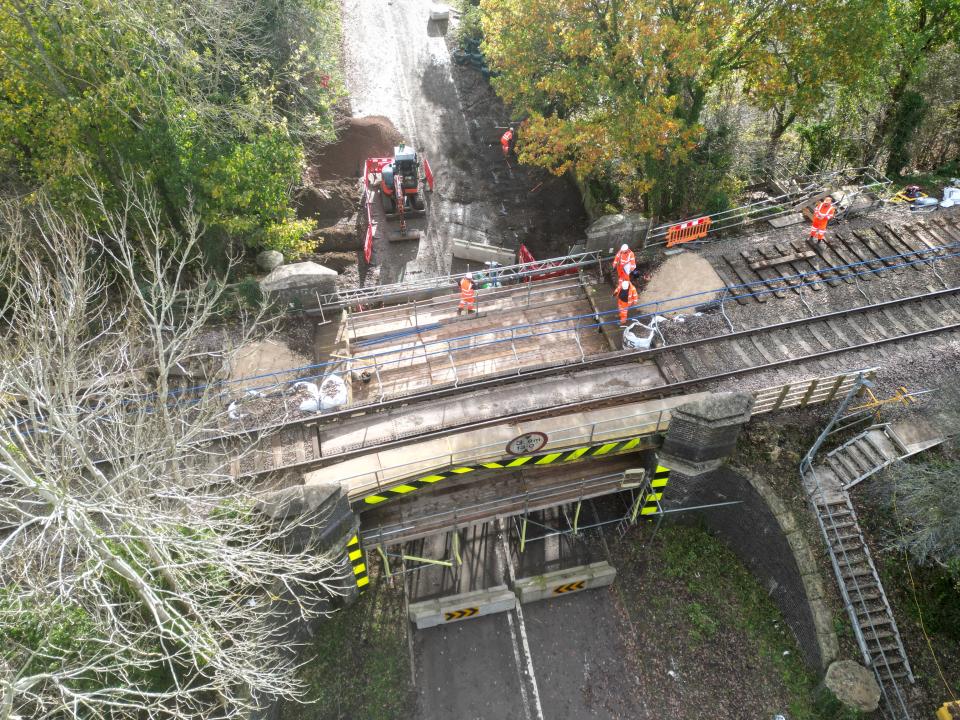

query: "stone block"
(584, 213), (650, 252)
(256, 250), (284, 272)
(823, 660), (881, 712)
(408, 585), (517, 629)
(260, 262), (338, 295)
(659, 393), (753, 475)
(514, 562), (617, 604)
(254, 482), (357, 553)
(451, 238), (517, 265)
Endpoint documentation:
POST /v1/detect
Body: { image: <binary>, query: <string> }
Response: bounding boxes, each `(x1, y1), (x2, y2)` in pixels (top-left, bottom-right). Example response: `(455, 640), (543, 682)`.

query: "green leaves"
(0, 0), (343, 261)
(479, 0), (896, 215)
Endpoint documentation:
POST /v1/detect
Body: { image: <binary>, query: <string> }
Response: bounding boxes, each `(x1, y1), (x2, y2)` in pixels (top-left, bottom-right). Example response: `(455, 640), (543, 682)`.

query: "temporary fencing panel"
(423, 156), (434, 191)
(666, 217), (711, 247)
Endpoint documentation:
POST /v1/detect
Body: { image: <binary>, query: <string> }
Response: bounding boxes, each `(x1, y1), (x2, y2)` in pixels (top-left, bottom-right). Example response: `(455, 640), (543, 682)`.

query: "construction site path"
(340, 0), (587, 285)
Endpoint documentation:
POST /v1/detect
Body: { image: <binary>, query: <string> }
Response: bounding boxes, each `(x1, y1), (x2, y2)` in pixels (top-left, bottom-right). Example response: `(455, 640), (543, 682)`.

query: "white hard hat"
(466, 272), (474, 280)
(620, 244), (629, 252)
(621, 280), (629, 289)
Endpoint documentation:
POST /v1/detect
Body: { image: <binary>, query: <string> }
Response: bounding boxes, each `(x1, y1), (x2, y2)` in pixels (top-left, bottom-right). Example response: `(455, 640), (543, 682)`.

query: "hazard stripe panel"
(345, 534), (369, 590)
(359, 436), (647, 508)
(641, 465), (670, 516)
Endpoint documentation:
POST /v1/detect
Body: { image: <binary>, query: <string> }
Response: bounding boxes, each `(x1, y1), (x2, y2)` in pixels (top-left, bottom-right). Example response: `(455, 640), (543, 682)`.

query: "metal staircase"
(805, 474), (915, 705)
(826, 424), (905, 489)
(826, 422), (945, 490)
(799, 376), (917, 719)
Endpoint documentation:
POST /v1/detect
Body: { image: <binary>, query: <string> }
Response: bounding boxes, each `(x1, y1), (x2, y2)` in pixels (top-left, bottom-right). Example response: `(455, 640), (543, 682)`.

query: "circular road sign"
(506, 431), (548, 456)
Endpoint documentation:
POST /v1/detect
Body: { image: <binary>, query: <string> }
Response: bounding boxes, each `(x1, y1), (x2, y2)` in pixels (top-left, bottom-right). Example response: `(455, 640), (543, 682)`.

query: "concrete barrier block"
(408, 584), (517, 629)
(452, 238), (516, 265)
(514, 561), (617, 604)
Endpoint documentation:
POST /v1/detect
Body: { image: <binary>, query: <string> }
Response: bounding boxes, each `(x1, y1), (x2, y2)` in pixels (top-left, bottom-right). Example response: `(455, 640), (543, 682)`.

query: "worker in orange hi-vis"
(808, 195), (836, 243)
(500, 128), (514, 157)
(612, 244), (636, 282)
(613, 279), (638, 327)
(458, 273), (476, 316)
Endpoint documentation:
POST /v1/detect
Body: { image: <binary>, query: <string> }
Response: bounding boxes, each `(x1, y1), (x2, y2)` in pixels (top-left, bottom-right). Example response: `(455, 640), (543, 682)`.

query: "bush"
(262, 218), (317, 259)
(456, 3), (483, 51)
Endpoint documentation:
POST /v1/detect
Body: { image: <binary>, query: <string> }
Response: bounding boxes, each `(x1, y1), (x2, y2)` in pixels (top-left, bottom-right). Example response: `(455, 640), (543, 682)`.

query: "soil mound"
(295, 180), (359, 224)
(307, 116), (404, 182)
(639, 251), (721, 315)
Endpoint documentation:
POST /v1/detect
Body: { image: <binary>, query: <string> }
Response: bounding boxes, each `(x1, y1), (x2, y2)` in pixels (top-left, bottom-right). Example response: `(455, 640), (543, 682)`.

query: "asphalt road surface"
(406, 517), (647, 719)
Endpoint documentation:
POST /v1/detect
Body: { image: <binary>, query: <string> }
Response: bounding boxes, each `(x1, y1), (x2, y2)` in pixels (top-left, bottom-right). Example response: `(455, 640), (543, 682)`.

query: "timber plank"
(775, 241), (823, 290)
(747, 249), (817, 271)
(821, 236), (864, 281)
(812, 238), (855, 283)
(739, 250), (788, 298)
(873, 225), (923, 270)
(791, 238), (839, 286)
(835, 232), (885, 277)
(854, 229), (904, 272)
(710, 260), (751, 305)
(723, 255), (768, 302)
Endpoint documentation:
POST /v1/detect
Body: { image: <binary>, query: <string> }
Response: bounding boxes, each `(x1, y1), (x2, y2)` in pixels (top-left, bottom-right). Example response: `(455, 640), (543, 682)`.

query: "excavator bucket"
(390, 227), (421, 242)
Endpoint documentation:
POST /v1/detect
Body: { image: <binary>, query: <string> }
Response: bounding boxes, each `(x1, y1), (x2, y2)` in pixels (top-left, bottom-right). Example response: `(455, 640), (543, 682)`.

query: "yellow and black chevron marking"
(640, 464), (670, 516)
(361, 437), (646, 507)
(552, 580), (586, 595)
(345, 534), (369, 590)
(444, 607), (479, 622)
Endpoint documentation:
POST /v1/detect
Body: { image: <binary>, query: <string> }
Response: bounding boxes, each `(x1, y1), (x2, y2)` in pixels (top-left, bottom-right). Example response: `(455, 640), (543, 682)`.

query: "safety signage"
(506, 431), (548, 456)
(345, 534), (369, 590)
(444, 607), (479, 622)
(552, 580), (586, 595)
(361, 436), (646, 507)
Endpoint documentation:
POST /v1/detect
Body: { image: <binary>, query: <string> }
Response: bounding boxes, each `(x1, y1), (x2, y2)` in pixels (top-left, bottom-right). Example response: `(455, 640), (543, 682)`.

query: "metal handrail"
(342, 407), (671, 497)
(315, 250), (604, 309)
(800, 375), (913, 719)
(227, 242), (960, 407)
(647, 166), (892, 242)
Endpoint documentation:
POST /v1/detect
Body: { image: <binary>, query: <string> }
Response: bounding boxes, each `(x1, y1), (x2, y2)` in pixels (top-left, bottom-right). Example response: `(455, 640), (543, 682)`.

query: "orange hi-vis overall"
(614, 282), (638, 324)
(500, 129), (514, 157)
(612, 248), (636, 281)
(809, 199), (836, 241)
(459, 277), (476, 312)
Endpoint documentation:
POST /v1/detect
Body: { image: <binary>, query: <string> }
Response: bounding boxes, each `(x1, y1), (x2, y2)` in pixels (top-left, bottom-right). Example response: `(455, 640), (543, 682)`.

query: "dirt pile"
(639, 251), (722, 315)
(295, 180), (359, 225)
(306, 116), (404, 183)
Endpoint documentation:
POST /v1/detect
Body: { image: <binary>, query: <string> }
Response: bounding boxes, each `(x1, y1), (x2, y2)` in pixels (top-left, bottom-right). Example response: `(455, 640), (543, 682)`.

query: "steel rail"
(219, 285), (960, 449)
(239, 289), (960, 476)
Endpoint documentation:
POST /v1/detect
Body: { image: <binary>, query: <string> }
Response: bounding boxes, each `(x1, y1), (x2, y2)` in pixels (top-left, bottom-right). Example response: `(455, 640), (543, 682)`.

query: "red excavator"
(362, 144), (434, 259)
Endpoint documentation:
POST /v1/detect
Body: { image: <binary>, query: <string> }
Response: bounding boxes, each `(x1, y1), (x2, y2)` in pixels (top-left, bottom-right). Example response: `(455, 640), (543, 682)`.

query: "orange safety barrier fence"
(666, 216), (711, 247)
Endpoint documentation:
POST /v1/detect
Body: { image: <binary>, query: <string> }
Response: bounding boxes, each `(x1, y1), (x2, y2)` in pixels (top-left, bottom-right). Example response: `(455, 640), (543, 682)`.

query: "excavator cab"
(393, 144), (418, 182)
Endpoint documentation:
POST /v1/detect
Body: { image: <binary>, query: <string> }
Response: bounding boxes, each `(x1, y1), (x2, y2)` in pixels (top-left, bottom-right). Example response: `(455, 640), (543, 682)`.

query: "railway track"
(223, 217), (960, 445)
(230, 286), (960, 479)
(713, 213), (960, 304)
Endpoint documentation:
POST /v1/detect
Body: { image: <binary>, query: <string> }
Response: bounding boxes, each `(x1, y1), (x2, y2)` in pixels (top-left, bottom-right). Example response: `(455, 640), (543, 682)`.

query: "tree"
(863, 0), (960, 172)
(0, 0), (343, 258)
(480, 0), (863, 213)
(742, 0), (887, 162)
(0, 184), (347, 720)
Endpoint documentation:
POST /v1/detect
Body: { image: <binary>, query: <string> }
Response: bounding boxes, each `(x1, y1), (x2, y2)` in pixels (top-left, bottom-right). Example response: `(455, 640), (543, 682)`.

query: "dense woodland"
(464, 0), (960, 217)
(0, 0), (344, 263)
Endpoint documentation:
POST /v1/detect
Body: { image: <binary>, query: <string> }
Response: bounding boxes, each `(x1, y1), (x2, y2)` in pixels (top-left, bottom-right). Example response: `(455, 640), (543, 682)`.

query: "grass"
(623, 523), (862, 720)
(279, 578), (414, 720)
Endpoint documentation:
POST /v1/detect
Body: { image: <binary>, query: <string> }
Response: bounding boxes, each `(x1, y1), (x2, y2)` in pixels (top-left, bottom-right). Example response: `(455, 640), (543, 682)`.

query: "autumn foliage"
(478, 0), (911, 215)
